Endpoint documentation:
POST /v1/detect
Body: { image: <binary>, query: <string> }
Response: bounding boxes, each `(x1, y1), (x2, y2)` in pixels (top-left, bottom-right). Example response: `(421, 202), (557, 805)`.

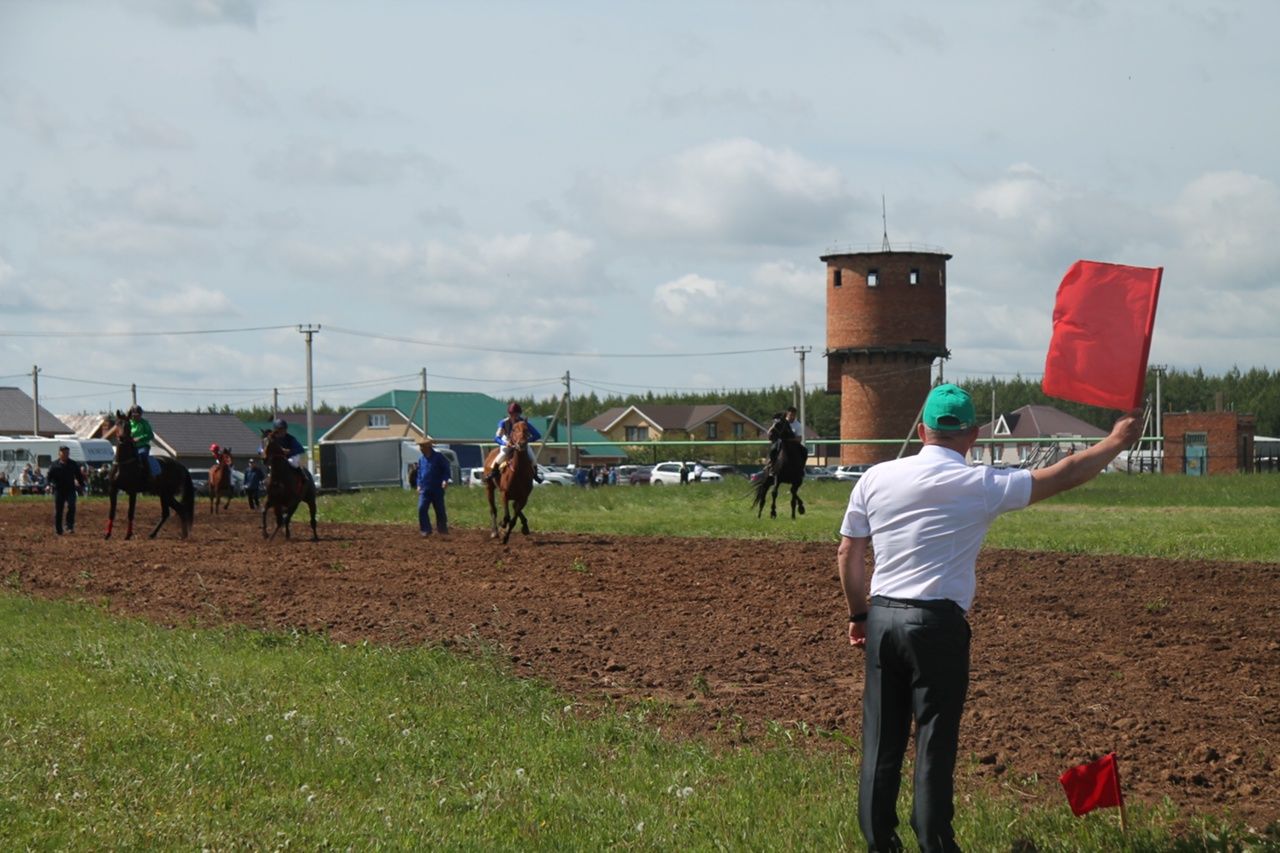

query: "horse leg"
(769, 482), (780, 519)
(150, 493), (173, 539)
(105, 488), (118, 539)
(306, 497), (318, 542)
(487, 483), (500, 539)
(793, 483), (805, 518)
(261, 501), (270, 539)
(125, 493), (138, 540)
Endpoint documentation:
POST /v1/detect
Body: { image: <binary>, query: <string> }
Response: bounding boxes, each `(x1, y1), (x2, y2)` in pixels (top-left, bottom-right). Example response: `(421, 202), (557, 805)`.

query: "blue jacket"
(495, 416), (541, 447)
(244, 465), (265, 492)
(263, 432), (306, 457)
(417, 451), (452, 492)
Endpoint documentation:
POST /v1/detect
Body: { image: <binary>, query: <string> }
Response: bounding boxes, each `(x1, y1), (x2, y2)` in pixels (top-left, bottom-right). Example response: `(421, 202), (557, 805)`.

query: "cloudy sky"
(2, 0), (1276, 416)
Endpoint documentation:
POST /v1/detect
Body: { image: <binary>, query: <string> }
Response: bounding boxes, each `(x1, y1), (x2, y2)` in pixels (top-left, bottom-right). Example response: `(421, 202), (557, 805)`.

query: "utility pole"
(298, 324), (321, 474)
(1152, 364), (1167, 461)
(130, 383), (137, 408)
(793, 346), (811, 450)
(420, 367), (428, 437)
(563, 371), (573, 466)
(272, 388), (279, 420)
(31, 365), (40, 436)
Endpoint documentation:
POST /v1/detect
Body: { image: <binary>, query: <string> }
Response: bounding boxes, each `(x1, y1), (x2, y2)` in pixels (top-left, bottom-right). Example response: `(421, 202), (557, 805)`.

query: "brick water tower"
(823, 245), (951, 464)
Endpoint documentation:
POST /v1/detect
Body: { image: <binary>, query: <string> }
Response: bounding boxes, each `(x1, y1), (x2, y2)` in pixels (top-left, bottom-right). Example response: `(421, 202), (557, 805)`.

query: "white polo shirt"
(840, 445), (1033, 611)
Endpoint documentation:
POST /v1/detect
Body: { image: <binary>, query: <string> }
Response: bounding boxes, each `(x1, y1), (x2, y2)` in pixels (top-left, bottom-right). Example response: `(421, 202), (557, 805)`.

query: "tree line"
(513, 366), (1280, 440)
(211, 367), (1278, 440)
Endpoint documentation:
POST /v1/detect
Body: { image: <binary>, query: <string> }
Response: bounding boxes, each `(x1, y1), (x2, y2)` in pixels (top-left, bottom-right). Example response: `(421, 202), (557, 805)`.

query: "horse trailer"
(0, 435), (115, 483)
(318, 437), (460, 492)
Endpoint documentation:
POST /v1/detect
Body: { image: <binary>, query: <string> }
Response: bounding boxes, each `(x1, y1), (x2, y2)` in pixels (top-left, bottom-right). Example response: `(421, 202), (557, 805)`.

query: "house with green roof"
(531, 416), (627, 467)
(320, 389), (509, 469)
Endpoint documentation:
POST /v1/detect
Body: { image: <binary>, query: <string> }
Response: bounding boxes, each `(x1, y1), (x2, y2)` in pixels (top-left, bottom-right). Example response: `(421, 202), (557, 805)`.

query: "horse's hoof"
(797, 505), (806, 516)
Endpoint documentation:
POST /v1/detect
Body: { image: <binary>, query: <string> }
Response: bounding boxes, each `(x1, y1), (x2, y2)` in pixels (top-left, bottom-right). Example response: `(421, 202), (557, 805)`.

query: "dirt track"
(4, 500), (1278, 828)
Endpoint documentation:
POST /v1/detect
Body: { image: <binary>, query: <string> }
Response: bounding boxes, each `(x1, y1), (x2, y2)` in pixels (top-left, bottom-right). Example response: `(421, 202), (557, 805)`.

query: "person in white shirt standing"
(838, 383), (1141, 853)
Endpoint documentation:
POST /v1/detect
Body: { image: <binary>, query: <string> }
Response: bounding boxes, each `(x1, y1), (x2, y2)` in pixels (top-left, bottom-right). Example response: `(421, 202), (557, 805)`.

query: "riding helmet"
(274, 418), (288, 430)
(210, 443), (220, 453)
(129, 405), (143, 416)
(508, 402), (522, 415)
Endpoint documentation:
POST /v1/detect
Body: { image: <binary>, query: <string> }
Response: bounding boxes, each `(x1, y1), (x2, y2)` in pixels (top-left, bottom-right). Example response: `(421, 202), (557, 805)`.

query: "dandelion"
(677, 786), (694, 799)
(283, 710), (298, 721)
(515, 768), (526, 779)
(306, 793), (316, 804)
(264, 734), (274, 742)
(635, 821), (645, 833)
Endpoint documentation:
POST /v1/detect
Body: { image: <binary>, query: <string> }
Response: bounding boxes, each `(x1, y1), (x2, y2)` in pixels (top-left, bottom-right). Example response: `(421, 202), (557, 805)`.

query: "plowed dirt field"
(4, 501), (1277, 828)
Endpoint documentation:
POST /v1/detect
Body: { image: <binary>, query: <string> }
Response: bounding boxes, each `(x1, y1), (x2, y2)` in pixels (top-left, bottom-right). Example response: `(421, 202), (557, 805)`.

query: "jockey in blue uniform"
(487, 402), (543, 483)
(263, 418), (307, 468)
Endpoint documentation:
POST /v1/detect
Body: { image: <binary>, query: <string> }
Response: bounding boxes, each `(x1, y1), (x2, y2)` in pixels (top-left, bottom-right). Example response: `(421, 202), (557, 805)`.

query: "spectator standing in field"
(415, 439), (452, 537)
(692, 461), (706, 482)
(838, 384), (1141, 852)
(46, 445), (86, 535)
(20, 464), (36, 493)
(244, 459), (265, 510)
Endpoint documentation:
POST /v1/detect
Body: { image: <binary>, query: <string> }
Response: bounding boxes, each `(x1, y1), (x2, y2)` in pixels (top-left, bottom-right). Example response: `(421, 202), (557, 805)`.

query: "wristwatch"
(849, 612), (867, 624)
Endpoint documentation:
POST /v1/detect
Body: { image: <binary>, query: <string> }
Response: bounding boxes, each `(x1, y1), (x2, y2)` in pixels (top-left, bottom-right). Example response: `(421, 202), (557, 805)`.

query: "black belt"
(871, 595), (964, 615)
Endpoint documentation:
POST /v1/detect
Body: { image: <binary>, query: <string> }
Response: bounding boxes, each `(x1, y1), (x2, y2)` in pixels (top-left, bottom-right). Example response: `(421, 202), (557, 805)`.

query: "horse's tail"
(750, 473), (772, 512)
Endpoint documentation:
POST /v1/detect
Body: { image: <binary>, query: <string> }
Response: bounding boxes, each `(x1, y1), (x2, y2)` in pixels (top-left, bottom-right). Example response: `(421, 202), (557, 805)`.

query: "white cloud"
(57, 219), (204, 259)
(651, 260), (824, 340)
(254, 142), (445, 186)
(111, 112), (195, 150)
(103, 277), (237, 317)
(130, 176), (223, 227)
(649, 87), (813, 120)
(131, 0), (264, 29)
(577, 138), (855, 246)
(1164, 171), (1280, 288)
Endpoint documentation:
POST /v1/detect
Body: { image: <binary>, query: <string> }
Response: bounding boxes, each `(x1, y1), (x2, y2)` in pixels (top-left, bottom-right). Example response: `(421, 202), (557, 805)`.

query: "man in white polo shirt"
(838, 383), (1141, 853)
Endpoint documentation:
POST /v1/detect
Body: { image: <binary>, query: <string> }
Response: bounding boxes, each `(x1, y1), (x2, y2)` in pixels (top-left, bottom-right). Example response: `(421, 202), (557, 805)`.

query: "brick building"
(823, 247), (950, 464)
(1162, 411), (1256, 475)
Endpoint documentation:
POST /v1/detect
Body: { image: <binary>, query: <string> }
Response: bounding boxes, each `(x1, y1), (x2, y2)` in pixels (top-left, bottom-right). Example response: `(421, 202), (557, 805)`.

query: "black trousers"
(53, 490), (77, 534)
(860, 596), (970, 853)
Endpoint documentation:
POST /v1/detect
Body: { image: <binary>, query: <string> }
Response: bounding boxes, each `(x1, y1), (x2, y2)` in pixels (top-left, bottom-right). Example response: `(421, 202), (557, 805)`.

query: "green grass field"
(2, 475), (1277, 849)
(320, 474), (1280, 563)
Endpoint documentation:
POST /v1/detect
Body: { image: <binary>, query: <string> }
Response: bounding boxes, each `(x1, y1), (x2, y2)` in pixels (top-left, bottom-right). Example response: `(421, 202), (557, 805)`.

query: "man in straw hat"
(415, 438), (452, 537)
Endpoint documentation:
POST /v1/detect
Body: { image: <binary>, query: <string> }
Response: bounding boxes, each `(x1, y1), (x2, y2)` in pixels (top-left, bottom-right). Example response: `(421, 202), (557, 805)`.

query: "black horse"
(260, 430), (318, 541)
(104, 416), (195, 540)
(752, 439), (807, 520)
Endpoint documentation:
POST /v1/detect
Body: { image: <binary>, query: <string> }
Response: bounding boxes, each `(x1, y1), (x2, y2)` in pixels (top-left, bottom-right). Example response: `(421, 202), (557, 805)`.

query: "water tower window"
(833, 268), (842, 288)
(909, 268), (919, 285)
(867, 269), (879, 288)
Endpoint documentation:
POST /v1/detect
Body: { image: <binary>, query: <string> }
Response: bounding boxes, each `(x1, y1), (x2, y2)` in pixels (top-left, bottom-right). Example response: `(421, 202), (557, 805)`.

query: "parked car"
(649, 461), (723, 485)
(833, 464), (872, 482)
(705, 464), (743, 479)
(466, 467), (487, 487)
(537, 465), (575, 486)
(628, 466), (653, 485)
(615, 464), (642, 484)
(191, 467), (246, 496)
(805, 465), (837, 480)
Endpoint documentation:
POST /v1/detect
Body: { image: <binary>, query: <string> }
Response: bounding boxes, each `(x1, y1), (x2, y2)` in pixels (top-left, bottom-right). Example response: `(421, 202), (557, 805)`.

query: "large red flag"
(1042, 260), (1162, 409)
(1059, 752), (1124, 816)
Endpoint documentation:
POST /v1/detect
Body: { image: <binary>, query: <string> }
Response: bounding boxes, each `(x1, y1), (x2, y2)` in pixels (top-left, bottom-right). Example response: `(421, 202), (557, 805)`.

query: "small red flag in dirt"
(1042, 260), (1163, 410)
(1059, 752), (1124, 816)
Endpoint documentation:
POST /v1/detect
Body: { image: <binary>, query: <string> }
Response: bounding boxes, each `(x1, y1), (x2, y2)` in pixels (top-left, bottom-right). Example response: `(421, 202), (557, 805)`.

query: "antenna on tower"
(881, 194), (891, 252)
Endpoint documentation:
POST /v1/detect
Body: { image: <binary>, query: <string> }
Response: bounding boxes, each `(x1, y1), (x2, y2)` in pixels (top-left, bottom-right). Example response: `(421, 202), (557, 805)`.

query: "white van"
(0, 436), (116, 483)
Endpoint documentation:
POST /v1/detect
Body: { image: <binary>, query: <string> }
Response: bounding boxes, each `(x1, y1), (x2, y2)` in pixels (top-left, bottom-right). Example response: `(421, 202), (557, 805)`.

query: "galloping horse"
(260, 430), (318, 541)
(484, 419), (535, 544)
(752, 438), (807, 520)
(104, 414), (195, 540)
(209, 455), (234, 514)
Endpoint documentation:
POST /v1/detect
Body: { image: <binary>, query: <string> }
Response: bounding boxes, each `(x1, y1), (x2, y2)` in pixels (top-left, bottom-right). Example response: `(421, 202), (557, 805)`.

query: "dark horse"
(752, 439), (807, 520)
(104, 414), (195, 540)
(260, 430), (318, 541)
(484, 419), (535, 544)
(209, 456), (234, 514)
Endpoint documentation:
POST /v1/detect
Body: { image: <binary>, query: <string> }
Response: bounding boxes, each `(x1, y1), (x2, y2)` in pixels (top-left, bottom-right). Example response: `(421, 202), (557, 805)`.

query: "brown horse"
(260, 430), (318, 541)
(104, 414), (195, 540)
(484, 419), (535, 544)
(209, 457), (234, 514)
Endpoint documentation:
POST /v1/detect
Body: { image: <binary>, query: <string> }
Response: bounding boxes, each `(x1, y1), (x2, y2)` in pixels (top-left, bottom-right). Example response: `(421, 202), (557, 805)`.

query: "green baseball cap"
(923, 383), (976, 431)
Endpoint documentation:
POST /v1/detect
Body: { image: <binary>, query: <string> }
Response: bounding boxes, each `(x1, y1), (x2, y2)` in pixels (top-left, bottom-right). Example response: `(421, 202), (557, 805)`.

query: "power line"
(325, 325), (799, 359)
(0, 324), (297, 338)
